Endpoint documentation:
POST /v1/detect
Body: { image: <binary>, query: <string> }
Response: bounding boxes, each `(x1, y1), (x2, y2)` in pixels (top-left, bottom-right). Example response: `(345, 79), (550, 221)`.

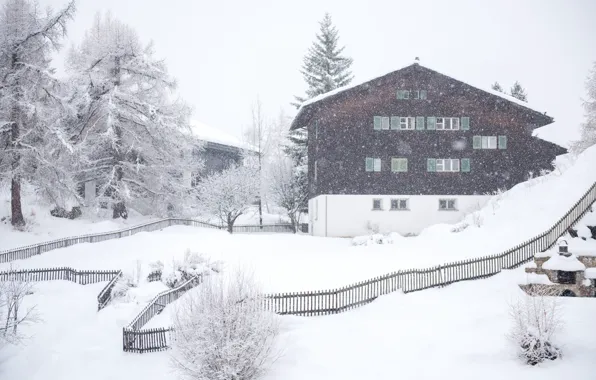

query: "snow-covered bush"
(164, 250), (221, 288)
(0, 277), (38, 345)
(147, 260), (164, 282)
(352, 233), (400, 246)
(508, 285), (563, 365)
(110, 274), (137, 301)
(171, 270), (280, 380)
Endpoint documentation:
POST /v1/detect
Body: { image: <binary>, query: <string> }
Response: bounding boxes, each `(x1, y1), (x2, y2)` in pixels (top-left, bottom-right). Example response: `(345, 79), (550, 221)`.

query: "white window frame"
(439, 198), (457, 211)
(481, 136), (497, 149)
(390, 198), (409, 211)
(400, 117), (415, 130)
(436, 117), (460, 131)
(435, 159), (460, 172)
(372, 198), (383, 211)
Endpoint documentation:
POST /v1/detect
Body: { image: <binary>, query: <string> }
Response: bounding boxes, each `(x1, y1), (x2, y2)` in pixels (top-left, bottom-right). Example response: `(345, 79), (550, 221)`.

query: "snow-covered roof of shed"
(189, 120), (251, 150)
(542, 254), (586, 272)
(585, 268), (596, 279)
(536, 238), (596, 258)
(295, 62), (550, 123)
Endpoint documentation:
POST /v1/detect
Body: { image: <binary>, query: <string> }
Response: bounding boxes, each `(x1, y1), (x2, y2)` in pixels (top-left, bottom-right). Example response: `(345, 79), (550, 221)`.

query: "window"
(439, 199), (457, 211)
(557, 271), (575, 285)
(397, 90), (410, 99)
(400, 90), (427, 100)
(372, 199), (383, 210)
(435, 159), (460, 172)
(400, 117), (416, 130)
(373, 116), (381, 130)
(391, 199), (409, 210)
(365, 157), (382, 172)
(473, 136), (502, 149)
(381, 117), (390, 130)
(391, 158), (408, 172)
(436, 117), (460, 130)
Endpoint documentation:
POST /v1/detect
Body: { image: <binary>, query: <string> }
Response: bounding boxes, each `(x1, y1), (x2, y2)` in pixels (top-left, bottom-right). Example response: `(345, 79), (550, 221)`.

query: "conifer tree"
(491, 82), (504, 93)
(510, 81), (528, 102)
(293, 13), (353, 108)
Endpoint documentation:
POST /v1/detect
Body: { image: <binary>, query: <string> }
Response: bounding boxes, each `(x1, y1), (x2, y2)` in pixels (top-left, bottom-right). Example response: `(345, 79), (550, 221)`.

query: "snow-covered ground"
(1, 268), (594, 380)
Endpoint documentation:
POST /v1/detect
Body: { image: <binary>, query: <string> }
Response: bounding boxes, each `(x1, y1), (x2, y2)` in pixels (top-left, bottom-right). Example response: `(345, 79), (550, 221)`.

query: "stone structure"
(523, 240), (596, 297)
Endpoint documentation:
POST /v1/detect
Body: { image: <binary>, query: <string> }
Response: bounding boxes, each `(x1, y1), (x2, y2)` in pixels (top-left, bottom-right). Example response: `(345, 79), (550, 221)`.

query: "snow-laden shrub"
(508, 285), (563, 365)
(352, 233), (397, 246)
(111, 273), (137, 301)
(164, 250), (222, 288)
(171, 270), (280, 380)
(147, 260), (164, 282)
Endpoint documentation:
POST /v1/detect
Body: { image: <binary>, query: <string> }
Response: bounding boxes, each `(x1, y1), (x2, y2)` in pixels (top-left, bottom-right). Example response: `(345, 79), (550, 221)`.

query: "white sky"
(43, 0), (596, 146)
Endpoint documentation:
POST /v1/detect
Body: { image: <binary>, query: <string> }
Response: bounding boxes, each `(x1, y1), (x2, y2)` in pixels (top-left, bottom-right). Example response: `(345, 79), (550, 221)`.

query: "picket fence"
(0, 267), (120, 285)
(263, 181), (596, 316)
(123, 275), (204, 353)
(0, 219), (298, 264)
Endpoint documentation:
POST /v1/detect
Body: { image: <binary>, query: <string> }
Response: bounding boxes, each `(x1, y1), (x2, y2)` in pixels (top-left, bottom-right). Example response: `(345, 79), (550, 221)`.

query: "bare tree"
(0, 275), (38, 345)
(197, 164), (260, 233)
(508, 285), (563, 365)
(269, 157), (308, 233)
(171, 270), (280, 380)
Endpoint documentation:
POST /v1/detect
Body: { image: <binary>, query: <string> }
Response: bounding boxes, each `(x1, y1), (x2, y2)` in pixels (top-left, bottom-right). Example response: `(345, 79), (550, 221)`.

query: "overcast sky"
(43, 0), (596, 146)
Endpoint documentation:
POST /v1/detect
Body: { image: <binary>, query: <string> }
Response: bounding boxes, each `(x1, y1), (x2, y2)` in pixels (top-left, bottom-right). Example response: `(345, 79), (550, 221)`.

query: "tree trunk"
(258, 198), (263, 229)
(11, 176), (25, 227)
(289, 213), (297, 234)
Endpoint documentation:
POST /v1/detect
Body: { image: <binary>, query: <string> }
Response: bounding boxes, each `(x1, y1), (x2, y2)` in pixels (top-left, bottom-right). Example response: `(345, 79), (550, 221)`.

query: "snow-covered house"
(290, 62), (566, 237)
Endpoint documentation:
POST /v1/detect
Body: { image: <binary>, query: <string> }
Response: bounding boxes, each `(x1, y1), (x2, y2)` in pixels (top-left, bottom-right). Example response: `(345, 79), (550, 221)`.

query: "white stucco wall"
(309, 194), (491, 237)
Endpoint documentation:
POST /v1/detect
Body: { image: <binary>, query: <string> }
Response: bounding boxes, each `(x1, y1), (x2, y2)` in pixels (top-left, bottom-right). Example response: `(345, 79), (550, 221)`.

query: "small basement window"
(557, 271), (576, 285)
(439, 199), (457, 211)
(372, 199), (383, 211)
(390, 199), (409, 211)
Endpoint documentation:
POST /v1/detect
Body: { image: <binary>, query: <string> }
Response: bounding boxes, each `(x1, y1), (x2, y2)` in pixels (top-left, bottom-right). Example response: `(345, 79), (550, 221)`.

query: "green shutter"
(374, 116), (381, 130)
(391, 158), (398, 172)
(473, 136), (481, 149)
(461, 117), (470, 130)
(461, 158), (470, 172)
(400, 159), (408, 172)
(365, 157), (373, 172)
(420, 90), (427, 100)
(498, 135), (508, 149)
(396, 90), (404, 100)
(427, 117), (436, 130)
(391, 116), (400, 130)
(416, 116), (425, 130)
(427, 158), (436, 172)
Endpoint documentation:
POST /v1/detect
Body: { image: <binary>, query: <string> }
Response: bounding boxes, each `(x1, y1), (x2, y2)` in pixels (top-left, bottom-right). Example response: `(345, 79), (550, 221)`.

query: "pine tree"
(492, 82), (504, 93)
(510, 81), (528, 102)
(293, 12), (353, 108)
(571, 61), (596, 153)
(0, 0), (77, 227)
(66, 13), (195, 219)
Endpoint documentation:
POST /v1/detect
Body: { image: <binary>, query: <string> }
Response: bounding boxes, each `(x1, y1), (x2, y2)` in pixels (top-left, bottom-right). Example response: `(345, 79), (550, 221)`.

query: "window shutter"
(427, 158), (436, 172)
(416, 116), (425, 130)
(365, 157), (373, 171)
(461, 117), (470, 130)
(381, 117), (390, 130)
(391, 116), (400, 130)
(373, 158), (381, 172)
(391, 158), (398, 172)
(374, 116), (381, 130)
(400, 159), (408, 172)
(498, 135), (508, 149)
(473, 136), (481, 149)
(461, 158), (470, 172)
(420, 90), (427, 100)
(427, 117), (436, 130)
(396, 90), (404, 100)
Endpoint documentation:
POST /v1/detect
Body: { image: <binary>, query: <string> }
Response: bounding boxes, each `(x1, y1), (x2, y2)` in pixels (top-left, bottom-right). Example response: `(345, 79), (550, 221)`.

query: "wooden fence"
(263, 181), (596, 316)
(0, 267), (120, 285)
(123, 275), (203, 353)
(97, 270), (124, 311)
(0, 219), (297, 264)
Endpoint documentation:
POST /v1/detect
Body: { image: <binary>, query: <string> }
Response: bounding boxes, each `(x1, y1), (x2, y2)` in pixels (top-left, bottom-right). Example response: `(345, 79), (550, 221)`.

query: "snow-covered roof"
(525, 273), (553, 285)
(542, 254), (586, 272)
(189, 120), (256, 152)
(296, 62), (549, 119)
(536, 238), (596, 258)
(585, 268), (596, 279)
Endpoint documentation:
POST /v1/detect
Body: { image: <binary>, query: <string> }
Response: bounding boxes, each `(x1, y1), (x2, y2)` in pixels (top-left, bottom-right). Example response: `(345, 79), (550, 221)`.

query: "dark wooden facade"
(291, 64), (566, 198)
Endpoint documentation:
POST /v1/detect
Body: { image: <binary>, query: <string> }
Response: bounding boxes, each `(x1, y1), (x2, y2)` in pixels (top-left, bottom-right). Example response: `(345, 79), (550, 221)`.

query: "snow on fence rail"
(0, 267), (120, 285)
(264, 181), (596, 316)
(122, 275), (204, 353)
(0, 219), (297, 264)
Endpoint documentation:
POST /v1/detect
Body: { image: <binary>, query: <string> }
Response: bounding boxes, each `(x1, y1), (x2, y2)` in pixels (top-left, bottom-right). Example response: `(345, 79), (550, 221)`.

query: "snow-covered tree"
(571, 61), (596, 153)
(491, 81), (504, 93)
(66, 13), (195, 219)
(269, 157), (308, 233)
(197, 164), (260, 233)
(282, 128), (308, 212)
(510, 81), (528, 102)
(0, 0), (77, 227)
(0, 274), (38, 345)
(293, 12), (353, 108)
(171, 270), (280, 380)
(508, 285), (562, 365)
